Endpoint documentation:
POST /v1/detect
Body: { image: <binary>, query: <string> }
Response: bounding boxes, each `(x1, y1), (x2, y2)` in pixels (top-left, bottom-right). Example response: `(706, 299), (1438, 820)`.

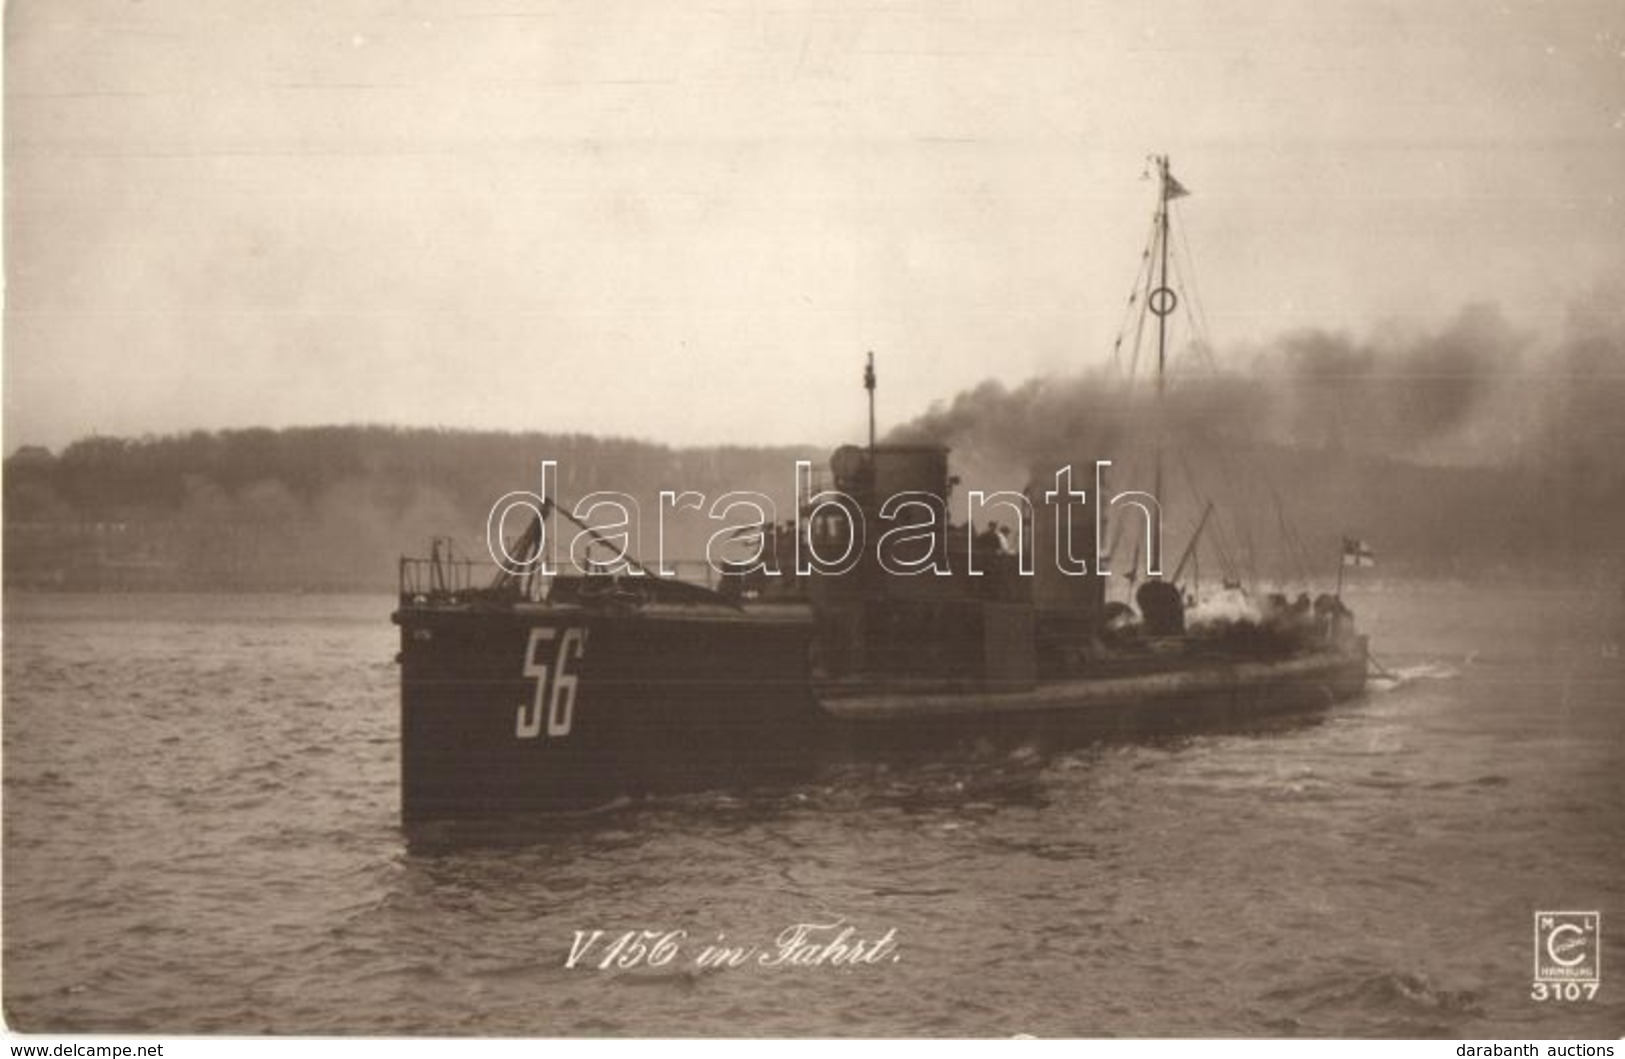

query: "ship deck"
(814, 640), (1365, 720)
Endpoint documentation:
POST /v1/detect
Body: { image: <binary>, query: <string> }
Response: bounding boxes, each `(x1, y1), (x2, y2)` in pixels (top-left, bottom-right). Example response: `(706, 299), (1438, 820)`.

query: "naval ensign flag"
(1342, 538), (1377, 568)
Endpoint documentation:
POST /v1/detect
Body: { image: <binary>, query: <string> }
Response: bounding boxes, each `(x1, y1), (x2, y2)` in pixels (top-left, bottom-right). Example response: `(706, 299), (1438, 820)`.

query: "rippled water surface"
(4, 585), (1622, 1037)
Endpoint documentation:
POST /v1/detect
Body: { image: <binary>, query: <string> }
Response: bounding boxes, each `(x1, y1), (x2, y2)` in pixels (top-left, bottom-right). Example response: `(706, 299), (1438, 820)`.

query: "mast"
(1149, 155), (1179, 577)
(1112, 155), (1190, 588)
(1155, 155), (1172, 409)
(864, 351), (877, 451)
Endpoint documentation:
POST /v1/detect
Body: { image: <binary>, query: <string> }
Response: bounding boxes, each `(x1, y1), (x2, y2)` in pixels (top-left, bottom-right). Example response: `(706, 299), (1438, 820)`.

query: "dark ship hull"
(396, 601), (821, 817)
(394, 589), (1367, 820)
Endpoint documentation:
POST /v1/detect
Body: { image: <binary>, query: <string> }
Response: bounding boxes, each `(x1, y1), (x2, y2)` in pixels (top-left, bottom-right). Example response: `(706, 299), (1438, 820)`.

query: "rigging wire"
(1173, 201), (1218, 371)
(1175, 450), (1240, 584)
(1267, 477), (1319, 588)
(1101, 208), (1162, 596)
(1109, 210), (1161, 378)
(1128, 216), (1161, 382)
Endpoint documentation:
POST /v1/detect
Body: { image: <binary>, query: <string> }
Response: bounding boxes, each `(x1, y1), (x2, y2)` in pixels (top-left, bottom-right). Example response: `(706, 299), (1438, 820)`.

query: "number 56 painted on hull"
(516, 627), (588, 739)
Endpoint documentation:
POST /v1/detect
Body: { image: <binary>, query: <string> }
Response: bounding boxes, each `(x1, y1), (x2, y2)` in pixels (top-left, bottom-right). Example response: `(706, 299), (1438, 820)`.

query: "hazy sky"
(5, 0), (1622, 453)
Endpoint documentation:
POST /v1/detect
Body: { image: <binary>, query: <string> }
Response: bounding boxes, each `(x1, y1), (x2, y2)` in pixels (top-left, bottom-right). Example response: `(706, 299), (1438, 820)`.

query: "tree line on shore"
(2, 422), (1616, 591)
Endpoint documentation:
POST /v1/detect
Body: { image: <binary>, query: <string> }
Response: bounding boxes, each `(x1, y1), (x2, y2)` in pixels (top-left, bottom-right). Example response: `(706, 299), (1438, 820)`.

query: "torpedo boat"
(392, 157), (1371, 819)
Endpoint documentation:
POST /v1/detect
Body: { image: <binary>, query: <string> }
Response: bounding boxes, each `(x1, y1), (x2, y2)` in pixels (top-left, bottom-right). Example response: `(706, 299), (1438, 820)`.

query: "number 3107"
(1531, 982), (1599, 1001)
(516, 627), (588, 739)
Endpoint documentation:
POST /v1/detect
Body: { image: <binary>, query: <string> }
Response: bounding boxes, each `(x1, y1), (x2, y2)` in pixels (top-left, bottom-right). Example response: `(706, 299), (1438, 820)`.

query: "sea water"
(4, 584), (1622, 1037)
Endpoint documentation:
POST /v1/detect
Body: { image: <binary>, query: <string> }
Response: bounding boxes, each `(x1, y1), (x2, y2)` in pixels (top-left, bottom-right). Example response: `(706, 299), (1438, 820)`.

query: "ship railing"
(398, 554), (721, 606)
(398, 555), (502, 605)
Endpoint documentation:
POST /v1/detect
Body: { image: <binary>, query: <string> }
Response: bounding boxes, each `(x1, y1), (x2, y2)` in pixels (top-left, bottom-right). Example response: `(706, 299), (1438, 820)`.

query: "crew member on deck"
(977, 521), (1003, 553)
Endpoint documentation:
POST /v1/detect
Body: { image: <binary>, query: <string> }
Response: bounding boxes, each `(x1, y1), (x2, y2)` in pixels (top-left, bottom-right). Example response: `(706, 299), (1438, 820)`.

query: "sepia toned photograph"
(3, 0), (1622, 1044)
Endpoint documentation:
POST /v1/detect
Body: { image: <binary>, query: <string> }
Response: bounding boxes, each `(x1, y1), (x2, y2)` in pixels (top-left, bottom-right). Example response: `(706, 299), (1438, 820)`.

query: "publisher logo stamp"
(1532, 912), (1600, 1001)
